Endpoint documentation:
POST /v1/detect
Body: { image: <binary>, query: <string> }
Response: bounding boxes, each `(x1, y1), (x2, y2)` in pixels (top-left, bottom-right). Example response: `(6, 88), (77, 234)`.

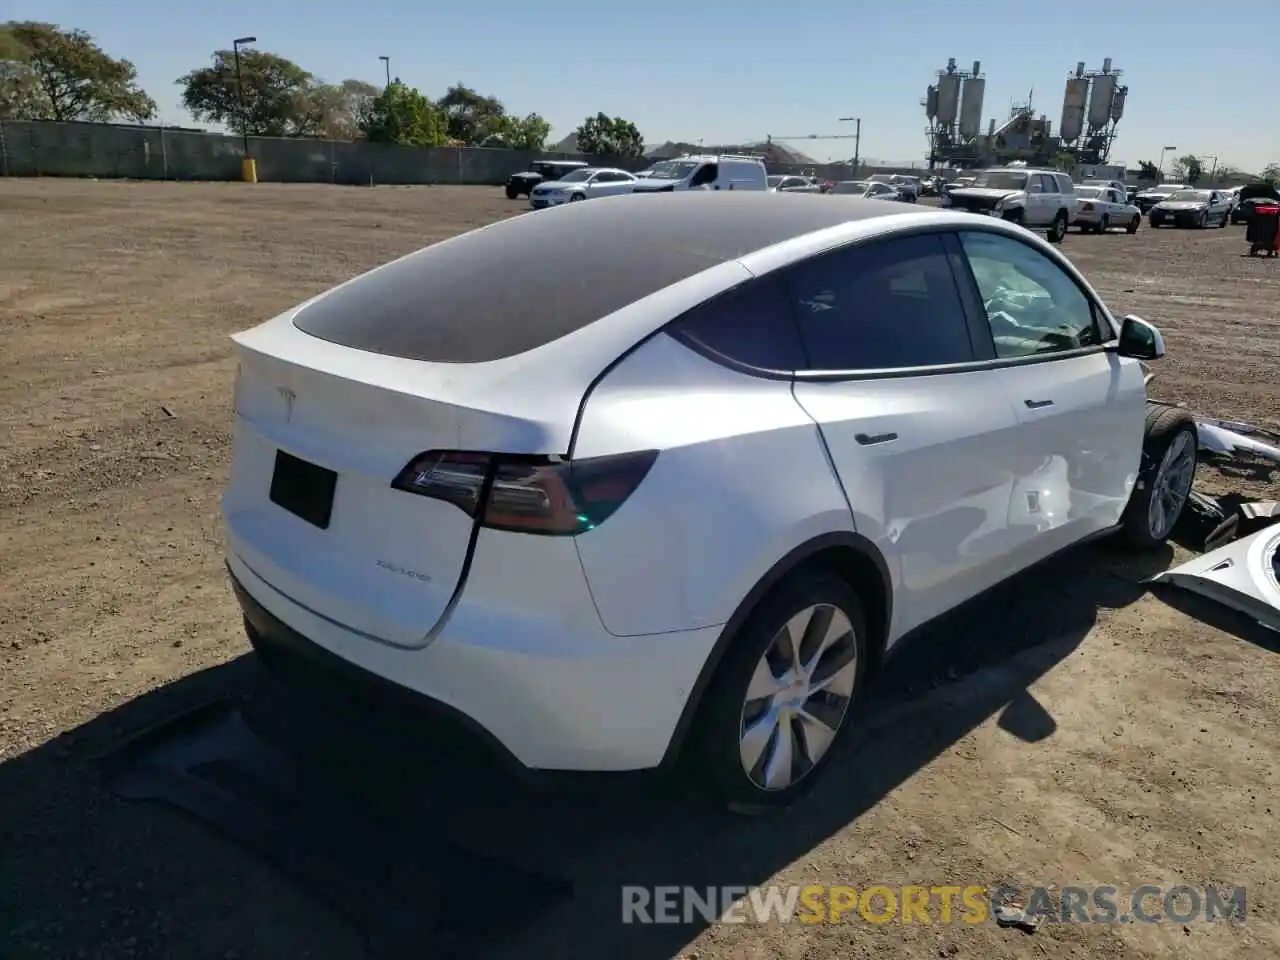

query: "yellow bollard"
(241, 158), (258, 183)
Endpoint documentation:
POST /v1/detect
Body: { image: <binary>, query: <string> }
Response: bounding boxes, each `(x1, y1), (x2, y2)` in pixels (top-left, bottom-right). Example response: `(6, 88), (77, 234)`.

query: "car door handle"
(855, 432), (898, 446)
(1024, 398), (1056, 409)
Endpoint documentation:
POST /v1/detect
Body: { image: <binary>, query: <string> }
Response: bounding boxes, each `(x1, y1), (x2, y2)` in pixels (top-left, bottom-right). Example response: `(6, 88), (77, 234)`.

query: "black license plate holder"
(269, 450), (337, 529)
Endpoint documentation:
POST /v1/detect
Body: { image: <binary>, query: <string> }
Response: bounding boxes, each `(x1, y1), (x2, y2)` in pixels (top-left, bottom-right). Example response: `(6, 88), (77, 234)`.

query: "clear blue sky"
(30, 0), (1280, 172)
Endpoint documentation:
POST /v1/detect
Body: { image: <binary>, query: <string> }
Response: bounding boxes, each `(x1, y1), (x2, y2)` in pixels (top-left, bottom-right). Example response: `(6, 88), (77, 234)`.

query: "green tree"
(297, 78), (379, 140)
(1137, 160), (1159, 181)
(1, 22), (154, 121)
(1177, 155), (1203, 184)
(437, 82), (505, 143)
(0, 23), (43, 118)
(477, 111), (551, 150)
(1262, 162), (1280, 185)
(1214, 164), (1240, 185)
(358, 79), (447, 146)
(178, 48), (316, 137)
(574, 112), (644, 157)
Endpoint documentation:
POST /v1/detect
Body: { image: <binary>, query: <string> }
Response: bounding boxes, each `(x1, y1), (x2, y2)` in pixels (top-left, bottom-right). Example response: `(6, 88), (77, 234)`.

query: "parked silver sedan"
(530, 168), (638, 209)
(1148, 189), (1232, 229)
(768, 175), (824, 193)
(829, 180), (899, 200)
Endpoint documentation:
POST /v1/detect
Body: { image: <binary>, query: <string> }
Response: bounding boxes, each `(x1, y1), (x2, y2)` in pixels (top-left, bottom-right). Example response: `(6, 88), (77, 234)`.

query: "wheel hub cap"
(738, 604), (858, 792)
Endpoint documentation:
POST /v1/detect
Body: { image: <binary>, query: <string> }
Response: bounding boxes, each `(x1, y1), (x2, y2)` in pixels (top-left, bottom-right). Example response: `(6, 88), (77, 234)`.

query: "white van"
(631, 154), (769, 193)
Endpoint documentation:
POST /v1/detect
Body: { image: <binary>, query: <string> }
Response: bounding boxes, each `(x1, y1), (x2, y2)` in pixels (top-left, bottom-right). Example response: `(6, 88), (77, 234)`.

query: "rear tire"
(1220, 211), (1228, 228)
(1126, 215), (1140, 234)
(1119, 406), (1198, 549)
(692, 574), (869, 814)
(1047, 210), (1068, 244)
(505, 185), (520, 200)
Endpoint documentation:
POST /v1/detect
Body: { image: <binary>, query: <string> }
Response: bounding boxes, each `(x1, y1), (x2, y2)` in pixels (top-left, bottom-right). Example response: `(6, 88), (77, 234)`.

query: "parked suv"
(942, 168), (1078, 243)
(224, 193), (1194, 812)
(631, 154), (769, 193)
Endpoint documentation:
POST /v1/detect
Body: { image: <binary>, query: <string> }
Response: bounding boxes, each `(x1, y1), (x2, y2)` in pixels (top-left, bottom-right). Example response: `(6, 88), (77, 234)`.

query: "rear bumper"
(226, 547), (720, 773)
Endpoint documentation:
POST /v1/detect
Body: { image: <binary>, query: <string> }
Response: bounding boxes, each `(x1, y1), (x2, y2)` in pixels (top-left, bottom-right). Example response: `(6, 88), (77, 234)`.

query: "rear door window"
(667, 275), (807, 373)
(780, 233), (976, 371)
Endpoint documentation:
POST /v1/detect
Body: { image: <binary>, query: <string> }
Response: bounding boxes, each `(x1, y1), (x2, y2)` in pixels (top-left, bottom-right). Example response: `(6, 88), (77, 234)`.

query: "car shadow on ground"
(0, 540), (1175, 960)
(1151, 586), (1280, 655)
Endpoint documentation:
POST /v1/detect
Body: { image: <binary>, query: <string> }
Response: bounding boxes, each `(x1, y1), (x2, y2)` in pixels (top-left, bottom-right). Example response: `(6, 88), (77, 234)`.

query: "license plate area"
(269, 450), (337, 529)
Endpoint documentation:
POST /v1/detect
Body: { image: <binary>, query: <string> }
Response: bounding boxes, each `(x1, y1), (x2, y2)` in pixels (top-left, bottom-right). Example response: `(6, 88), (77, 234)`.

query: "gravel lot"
(2, 180), (1279, 960)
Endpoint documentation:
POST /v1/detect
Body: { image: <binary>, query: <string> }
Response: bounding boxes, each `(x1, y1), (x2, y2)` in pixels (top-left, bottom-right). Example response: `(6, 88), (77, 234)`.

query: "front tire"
(1197, 211), (1208, 229)
(569, 192), (585, 202)
(693, 574), (868, 814)
(1120, 406), (1198, 549)
(1097, 214), (1110, 234)
(505, 185), (520, 200)
(1047, 210), (1068, 244)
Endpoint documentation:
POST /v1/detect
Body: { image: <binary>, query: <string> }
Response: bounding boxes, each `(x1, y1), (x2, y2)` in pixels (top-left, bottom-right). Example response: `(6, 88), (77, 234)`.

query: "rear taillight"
(391, 450), (658, 535)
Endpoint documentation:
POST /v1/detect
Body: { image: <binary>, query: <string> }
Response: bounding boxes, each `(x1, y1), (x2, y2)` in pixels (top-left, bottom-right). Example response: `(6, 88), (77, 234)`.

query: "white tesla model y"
(223, 192), (1196, 811)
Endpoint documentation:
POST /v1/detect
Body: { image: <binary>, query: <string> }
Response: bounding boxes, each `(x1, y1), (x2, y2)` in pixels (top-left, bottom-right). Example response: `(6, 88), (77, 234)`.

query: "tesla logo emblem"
(277, 386), (296, 421)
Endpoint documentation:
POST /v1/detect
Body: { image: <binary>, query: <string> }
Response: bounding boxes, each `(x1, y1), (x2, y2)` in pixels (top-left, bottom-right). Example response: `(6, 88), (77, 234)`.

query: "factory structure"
(923, 57), (1128, 170)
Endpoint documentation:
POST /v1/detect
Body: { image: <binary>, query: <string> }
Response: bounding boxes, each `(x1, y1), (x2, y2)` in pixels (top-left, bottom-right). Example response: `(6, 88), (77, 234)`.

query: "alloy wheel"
(1148, 429), (1196, 540)
(738, 603), (858, 791)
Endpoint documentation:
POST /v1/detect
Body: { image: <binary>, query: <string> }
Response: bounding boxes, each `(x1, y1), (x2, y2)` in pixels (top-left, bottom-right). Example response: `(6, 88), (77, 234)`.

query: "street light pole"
(1198, 154), (1219, 182)
(232, 36), (257, 158)
(839, 117), (861, 173)
(379, 55), (391, 87)
(1157, 144), (1177, 178)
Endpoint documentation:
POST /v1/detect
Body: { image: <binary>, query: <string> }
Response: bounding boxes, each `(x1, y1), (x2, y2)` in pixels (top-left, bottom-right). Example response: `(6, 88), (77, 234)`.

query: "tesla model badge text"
(375, 559), (431, 582)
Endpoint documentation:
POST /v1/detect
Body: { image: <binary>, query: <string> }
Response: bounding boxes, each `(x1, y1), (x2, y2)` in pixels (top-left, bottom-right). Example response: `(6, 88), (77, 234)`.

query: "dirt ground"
(2, 180), (1279, 960)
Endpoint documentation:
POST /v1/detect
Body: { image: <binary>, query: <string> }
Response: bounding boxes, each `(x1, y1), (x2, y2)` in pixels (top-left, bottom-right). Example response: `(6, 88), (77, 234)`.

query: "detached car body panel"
(1155, 525), (1280, 633)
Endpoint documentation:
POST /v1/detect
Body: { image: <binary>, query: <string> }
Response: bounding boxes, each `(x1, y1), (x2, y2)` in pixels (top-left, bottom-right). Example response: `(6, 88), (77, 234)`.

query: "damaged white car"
(222, 197), (1201, 811)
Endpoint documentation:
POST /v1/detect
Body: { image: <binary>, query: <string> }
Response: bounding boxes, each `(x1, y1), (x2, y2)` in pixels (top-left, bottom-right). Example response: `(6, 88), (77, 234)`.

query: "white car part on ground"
(1194, 419), (1280, 464)
(1153, 523), (1280, 633)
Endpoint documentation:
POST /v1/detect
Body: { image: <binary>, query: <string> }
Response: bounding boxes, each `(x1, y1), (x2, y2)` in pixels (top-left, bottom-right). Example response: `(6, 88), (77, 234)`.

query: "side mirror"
(1113, 315), (1165, 360)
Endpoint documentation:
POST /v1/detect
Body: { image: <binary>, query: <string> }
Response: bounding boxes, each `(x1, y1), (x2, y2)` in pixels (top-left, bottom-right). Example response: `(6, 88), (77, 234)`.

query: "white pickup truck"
(1072, 184), (1142, 234)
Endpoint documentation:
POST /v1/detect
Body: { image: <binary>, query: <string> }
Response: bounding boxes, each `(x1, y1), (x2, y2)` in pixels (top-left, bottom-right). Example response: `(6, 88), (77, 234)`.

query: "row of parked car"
(936, 166), (1280, 243)
(504, 156), (925, 209)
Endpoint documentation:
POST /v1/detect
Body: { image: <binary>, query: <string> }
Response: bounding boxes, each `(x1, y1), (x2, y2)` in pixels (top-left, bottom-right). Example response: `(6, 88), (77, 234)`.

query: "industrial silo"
(958, 61), (985, 139)
(937, 69), (961, 127)
(1088, 71), (1118, 131)
(1109, 85), (1128, 123)
(1059, 76), (1089, 143)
